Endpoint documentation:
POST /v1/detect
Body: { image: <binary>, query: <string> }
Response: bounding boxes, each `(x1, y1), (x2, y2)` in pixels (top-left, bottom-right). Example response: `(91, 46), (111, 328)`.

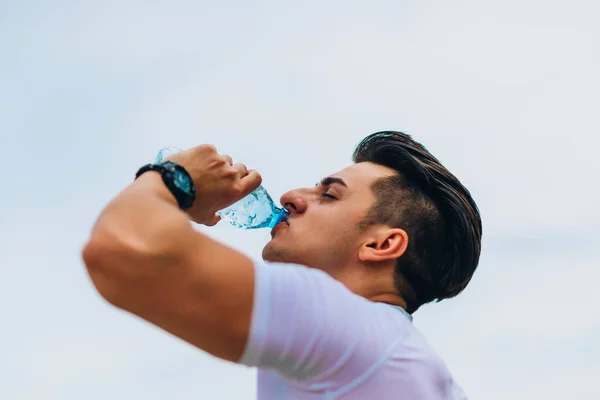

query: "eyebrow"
(319, 176), (348, 188)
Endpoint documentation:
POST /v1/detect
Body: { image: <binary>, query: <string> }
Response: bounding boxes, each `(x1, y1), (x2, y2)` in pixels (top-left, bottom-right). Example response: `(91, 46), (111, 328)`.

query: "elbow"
(82, 233), (144, 307)
(82, 238), (118, 305)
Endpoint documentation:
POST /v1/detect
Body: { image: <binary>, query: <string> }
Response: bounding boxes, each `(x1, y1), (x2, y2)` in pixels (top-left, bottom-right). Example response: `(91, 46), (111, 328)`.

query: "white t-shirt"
(239, 260), (468, 400)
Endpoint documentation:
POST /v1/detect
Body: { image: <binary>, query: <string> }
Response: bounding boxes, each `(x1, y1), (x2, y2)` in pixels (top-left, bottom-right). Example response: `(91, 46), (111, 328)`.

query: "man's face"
(262, 162), (398, 275)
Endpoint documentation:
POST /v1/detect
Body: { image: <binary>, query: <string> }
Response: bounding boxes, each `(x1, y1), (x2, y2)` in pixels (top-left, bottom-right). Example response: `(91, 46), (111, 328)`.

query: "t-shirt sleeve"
(237, 259), (407, 389)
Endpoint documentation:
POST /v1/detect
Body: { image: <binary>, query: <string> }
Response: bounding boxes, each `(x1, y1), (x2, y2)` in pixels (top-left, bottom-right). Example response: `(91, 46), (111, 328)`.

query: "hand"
(165, 144), (262, 226)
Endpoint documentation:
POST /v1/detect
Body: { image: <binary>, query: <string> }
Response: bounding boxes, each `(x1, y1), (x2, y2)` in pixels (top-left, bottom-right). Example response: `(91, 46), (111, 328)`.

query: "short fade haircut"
(352, 131), (482, 313)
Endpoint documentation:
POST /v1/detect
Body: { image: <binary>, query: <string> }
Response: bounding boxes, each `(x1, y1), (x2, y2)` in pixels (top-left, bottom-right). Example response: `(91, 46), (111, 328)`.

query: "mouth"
(270, 221), (289, 238)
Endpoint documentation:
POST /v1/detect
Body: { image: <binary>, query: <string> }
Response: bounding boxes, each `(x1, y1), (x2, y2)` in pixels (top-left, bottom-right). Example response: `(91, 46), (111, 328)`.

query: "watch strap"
(135, 162), (196, 210)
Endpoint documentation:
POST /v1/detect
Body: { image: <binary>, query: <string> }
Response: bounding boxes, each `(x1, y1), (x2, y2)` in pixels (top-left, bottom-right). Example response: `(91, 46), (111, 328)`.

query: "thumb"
(204, 214), (222, 227)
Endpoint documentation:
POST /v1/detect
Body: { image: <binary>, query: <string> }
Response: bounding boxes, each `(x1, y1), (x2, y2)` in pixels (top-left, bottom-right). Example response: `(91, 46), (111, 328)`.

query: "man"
(83, 131), (482, 399)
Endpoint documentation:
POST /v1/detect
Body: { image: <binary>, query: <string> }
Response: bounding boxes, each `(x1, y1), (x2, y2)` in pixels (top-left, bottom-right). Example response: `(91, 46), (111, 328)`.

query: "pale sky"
(1, 1), (599, 399)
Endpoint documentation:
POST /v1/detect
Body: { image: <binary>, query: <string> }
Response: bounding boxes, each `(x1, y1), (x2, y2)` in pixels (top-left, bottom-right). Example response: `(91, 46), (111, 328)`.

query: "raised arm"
(82, 144), (262, 361)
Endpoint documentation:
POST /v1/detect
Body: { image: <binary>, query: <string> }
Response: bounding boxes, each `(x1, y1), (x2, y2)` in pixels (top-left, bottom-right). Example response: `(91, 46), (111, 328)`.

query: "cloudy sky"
(1, 0), (599, 399)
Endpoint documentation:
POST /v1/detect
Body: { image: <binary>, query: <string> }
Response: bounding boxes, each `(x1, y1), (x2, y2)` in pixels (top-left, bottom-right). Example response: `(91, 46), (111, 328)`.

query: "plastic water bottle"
(216, 185), (289, 229)
(154, 147), (289, 229)
(155, 146), (183, 163)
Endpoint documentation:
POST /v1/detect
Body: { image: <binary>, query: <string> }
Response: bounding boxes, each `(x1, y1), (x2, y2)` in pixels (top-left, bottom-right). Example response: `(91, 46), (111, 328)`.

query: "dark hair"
(352, 131), (482, 313)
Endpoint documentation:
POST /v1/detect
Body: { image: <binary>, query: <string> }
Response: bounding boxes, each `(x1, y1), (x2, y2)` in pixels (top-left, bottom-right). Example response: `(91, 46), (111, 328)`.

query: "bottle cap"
(269, 208), (290, 229)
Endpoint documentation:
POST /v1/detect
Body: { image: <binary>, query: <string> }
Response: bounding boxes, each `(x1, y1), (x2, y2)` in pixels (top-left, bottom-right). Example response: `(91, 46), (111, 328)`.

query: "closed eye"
(321, 193), (337, 200)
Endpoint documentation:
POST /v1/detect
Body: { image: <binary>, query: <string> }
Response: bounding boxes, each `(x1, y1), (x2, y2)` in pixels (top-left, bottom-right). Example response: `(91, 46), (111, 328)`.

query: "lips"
(270, 221), (289, 238)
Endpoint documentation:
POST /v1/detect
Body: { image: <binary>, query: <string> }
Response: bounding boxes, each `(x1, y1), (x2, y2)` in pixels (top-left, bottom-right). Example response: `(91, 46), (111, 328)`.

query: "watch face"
(173, 170), (193, 194)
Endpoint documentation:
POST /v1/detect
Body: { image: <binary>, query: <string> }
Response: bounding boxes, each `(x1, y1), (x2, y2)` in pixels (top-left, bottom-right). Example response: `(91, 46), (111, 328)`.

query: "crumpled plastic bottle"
(154, 147), (289, 229)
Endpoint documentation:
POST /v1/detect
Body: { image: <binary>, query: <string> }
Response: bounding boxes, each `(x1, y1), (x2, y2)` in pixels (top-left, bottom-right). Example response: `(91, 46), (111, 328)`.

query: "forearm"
(82, 145), (261, 361)
(83, 172), (198, 303)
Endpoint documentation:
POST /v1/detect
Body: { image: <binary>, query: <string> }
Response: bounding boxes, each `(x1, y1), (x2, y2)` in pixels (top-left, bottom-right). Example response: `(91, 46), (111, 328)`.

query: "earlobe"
(359, 229), (408, 262)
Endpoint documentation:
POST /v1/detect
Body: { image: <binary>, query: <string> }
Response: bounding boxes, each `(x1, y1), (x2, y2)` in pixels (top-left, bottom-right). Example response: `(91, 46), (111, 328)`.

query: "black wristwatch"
(135, 161), (196, 210)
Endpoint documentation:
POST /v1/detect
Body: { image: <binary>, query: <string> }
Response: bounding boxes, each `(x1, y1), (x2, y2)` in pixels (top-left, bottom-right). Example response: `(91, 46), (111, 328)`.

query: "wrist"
(134, 171), (180, 208)
(135, 162), (196, 210)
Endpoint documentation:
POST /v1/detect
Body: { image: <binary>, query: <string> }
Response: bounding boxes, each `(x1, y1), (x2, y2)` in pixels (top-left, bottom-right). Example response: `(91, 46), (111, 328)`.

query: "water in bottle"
(155, 146), (182, 163)
(216, 186), (289, 229)
(154, 147), (289, 229)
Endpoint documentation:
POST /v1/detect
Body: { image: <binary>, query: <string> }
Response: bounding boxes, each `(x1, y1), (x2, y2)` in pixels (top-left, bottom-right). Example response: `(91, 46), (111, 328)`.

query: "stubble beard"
(262, 239), (307, 266)
(262, 240), (285, 263)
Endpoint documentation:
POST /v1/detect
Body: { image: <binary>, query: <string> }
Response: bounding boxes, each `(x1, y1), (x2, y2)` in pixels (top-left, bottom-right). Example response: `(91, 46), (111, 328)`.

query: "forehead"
(333, 162), (397, 190)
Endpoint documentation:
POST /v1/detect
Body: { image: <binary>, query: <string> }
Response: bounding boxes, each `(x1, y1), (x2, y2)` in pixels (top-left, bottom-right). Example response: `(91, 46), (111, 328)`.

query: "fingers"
(204, 214), (222, 227)
(230, 162), (261, 198)
(239, 169), (262, 197)
(222, 155), (233, 166)
(231, 162), (248, 177)
(196, 146), (260, 197)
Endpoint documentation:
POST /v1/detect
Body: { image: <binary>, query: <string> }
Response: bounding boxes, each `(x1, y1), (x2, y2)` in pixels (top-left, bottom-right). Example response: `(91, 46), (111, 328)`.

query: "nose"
(280, 189), (308, 216)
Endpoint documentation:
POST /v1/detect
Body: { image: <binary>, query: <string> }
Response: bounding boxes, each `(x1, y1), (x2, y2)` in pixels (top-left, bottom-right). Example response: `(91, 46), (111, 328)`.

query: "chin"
(262, 242), (299, 264)
(262, 244), (315, 270)
(262, 242), (284, 263)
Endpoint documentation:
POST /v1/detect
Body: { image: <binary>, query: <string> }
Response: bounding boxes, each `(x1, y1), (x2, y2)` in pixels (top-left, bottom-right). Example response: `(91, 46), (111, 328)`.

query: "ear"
(358, 228), (409, 263)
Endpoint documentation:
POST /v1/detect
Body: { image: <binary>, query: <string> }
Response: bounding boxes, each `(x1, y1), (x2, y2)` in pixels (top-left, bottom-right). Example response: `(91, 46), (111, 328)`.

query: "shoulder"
(250, 261), (466, 397)
(251, 259), (407, 331)
(249, 260), (413, 381)
(385, 322), (462, 394)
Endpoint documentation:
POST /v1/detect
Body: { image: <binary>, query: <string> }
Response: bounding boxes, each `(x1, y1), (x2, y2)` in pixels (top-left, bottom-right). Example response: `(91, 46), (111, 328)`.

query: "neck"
(335, 263), (408, 311)
(368, 293), (408, 311)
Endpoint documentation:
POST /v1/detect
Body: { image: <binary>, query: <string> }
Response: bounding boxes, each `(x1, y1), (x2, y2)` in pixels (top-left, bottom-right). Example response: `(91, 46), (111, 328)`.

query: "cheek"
(293, 205), (363, 244)
(314, 207), (362, 231)
(308, 217), (357, 248)
(327, 208), (364, 230)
